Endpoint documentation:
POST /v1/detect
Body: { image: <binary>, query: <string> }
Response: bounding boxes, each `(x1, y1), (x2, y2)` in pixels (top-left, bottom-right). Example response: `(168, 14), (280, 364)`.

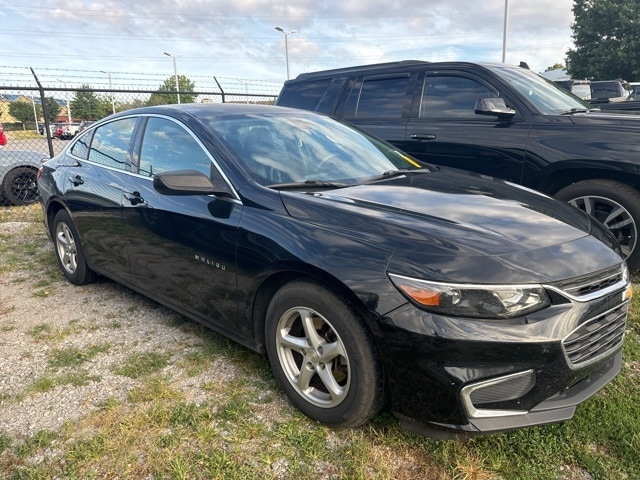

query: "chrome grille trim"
(562, 303), (628, 368)
(546, 263), (628, 302)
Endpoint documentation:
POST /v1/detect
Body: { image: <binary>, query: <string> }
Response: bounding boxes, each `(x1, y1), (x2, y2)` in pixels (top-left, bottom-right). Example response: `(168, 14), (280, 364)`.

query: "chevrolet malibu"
(37, 104), (631, 438)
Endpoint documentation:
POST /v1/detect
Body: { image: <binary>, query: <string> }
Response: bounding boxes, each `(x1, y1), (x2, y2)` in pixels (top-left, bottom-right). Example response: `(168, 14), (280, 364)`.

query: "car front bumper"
(378, 280), (629, 439)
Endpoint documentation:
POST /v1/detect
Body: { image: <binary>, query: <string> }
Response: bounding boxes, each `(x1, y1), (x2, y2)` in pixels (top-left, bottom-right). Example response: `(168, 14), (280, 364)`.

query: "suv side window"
(88, 117), (137, 170)
(344, 75), (411, 119)
(420, 76), (497, 118)
(138, 117), (212, 177)
(276, 79), (331, 111)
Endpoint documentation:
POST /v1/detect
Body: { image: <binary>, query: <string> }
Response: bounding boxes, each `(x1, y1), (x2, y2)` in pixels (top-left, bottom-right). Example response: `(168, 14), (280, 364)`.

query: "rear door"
(62, 117), (139, 278)
(335, 71), (417, 149)
(121, 115), (243, 332)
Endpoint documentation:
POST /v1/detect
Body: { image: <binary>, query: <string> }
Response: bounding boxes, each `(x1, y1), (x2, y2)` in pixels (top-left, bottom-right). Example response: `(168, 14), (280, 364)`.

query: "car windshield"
(206, 112), (424, 186)
(487, 64), (592, 115)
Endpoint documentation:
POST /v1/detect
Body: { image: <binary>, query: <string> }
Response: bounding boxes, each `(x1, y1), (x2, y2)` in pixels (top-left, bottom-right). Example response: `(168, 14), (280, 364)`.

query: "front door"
(404, 72), (531, 183)
(121, 116), (243, 332)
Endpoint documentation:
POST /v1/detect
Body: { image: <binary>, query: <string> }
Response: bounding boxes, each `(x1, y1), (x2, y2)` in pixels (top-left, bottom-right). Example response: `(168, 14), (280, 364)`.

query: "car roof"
(109, 102), (317, 120)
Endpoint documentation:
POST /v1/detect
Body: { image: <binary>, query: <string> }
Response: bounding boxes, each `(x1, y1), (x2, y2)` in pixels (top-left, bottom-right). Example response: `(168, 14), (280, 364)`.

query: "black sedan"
(37, 104), (631, 438)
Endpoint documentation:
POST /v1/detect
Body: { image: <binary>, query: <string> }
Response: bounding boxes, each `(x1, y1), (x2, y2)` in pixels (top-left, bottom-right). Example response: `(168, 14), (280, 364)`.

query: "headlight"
(388, 274), (551, 319)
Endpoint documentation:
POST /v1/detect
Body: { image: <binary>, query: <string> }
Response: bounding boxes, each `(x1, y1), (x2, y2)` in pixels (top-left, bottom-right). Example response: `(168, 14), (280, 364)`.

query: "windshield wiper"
(267, 179), (350, 190)
(560, 108), (590, 115)
(361, 168), (430, 183)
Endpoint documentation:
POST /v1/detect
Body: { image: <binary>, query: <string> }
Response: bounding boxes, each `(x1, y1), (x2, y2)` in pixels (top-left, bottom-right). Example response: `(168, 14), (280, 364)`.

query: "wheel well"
(250, 268), (378, 354)
(45, 200), (67, 234)
(540, 168), (640, 195)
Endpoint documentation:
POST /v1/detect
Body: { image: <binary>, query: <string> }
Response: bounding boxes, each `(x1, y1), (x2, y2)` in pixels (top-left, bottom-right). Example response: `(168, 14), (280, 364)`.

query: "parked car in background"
(588, 80), (630, 103)
(38, 103), (630, 438)
(628, 82), (640, 100)
(52, 124), (64, 139)
(554, 79), (591, 100)
(40, 123), (59, 137)
(276, 60), (640, 272)
(1, 149), (46, 205)
(59, 122), (81, 140)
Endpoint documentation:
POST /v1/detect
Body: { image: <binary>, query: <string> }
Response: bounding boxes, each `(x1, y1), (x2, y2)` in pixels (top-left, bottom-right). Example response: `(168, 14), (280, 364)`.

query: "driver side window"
(138, 118), (212, 177)
(420, 76), (497, 119)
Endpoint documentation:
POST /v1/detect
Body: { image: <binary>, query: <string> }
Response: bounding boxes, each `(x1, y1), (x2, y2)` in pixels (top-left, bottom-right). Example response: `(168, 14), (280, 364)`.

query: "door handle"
(124, 191), (145, 205)
(409, 134), (436, 141)
(68, 175), (84, 186)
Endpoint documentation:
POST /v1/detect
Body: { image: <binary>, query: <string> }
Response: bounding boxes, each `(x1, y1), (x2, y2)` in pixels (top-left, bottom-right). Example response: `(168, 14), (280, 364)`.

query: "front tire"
(555, 179), (640, 272)
(265, 280), (385, 428)
(51, 210), (97, 285)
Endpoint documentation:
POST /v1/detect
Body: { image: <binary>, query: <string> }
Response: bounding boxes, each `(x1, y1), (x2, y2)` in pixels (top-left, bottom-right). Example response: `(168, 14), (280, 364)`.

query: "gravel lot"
(0, 221), (286, 441)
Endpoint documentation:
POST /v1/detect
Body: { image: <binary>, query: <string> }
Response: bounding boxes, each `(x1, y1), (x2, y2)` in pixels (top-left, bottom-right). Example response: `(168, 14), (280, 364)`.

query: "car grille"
(551, 264), (625, 300)
(562, 303), (627, 367)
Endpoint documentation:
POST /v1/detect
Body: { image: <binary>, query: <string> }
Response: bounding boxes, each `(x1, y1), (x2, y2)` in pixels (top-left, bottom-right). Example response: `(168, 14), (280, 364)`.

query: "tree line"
(566, 0), (639, 81)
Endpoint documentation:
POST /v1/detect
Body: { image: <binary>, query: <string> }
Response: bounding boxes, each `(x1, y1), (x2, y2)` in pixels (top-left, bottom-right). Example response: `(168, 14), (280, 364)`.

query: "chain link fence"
(0, 67), (282, 218)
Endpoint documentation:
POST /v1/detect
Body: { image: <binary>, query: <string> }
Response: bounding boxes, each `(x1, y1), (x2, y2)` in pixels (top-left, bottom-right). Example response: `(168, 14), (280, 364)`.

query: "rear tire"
(2, 167), (39, 206)
(51, 210), (97, 285)
(555, 179), (640, 272)
(265, 279), (385, 428)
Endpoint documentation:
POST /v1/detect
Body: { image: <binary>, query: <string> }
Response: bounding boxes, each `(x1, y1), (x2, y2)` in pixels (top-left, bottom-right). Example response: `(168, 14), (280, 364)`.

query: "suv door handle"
(124, 192), (145, 205)
(409, 134), (436, 141)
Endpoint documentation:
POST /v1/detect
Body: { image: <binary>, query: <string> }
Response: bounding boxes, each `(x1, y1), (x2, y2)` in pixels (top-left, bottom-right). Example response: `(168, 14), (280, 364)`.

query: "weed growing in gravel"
(114, 351), (173, 378)
(27, 320), (85, 341)
(48, 343), (111, 368)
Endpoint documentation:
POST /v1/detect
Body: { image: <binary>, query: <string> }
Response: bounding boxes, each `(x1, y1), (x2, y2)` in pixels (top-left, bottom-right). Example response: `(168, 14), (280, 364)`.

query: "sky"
(1, 0), (576, 93)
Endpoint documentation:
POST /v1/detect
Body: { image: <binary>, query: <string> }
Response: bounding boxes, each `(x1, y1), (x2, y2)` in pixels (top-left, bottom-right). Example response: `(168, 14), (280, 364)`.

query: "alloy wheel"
(275, 306), (351, 408)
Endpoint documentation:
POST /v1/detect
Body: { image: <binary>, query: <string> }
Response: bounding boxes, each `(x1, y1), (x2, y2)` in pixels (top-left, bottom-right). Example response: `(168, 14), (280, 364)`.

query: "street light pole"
(502, 0), (509, 63)
(100, 70), (116, 115)
(275, 26), (297, 80)
(238, 80), (252, 104)
(31, 95), (39, 133)
(57, 79), (72, 124)
(164, 51), (183, 104)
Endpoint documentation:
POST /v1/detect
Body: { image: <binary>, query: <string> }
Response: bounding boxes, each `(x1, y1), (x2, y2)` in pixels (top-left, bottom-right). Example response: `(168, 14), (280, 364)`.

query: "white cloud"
(1, 0), (574, 87)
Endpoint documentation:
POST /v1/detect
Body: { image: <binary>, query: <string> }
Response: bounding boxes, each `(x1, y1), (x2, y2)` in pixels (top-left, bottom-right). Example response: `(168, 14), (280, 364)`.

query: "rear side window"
(88, 118), (137, 170)
(70, 131), (93, 160)
(343, 75), (410, 119)
(276, 79), (331, 111)
(591, 82), (624, 98)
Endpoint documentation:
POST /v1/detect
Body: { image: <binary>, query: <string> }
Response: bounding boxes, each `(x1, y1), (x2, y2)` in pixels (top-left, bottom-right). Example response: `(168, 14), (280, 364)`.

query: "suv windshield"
(206, 112), (424, 186)
(488, 64), (591, 115)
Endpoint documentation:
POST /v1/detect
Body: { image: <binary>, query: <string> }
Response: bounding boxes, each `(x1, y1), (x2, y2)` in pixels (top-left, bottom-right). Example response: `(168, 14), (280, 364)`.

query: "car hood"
(281, 170), (622, 283)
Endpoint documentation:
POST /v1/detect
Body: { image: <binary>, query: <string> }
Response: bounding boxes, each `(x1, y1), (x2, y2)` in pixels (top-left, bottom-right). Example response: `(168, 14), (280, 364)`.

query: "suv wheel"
(555, 179), (640, 272)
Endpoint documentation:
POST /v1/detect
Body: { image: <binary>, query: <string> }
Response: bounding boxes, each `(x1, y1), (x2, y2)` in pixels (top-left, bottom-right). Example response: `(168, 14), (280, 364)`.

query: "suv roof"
(292, 60), (430, 80)
(288, 60), (531, 82)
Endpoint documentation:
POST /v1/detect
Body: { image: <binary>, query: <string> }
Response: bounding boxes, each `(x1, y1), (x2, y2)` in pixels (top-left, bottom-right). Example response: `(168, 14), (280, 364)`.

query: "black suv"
(276, 60), (640, 272)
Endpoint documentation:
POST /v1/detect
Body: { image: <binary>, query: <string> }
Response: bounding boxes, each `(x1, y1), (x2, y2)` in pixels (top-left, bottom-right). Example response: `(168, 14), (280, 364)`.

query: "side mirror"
(153, 170), (234, 197)
(474, 98), (516, 117)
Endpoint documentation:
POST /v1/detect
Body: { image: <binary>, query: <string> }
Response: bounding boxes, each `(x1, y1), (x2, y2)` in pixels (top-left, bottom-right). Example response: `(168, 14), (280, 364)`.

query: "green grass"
(1, 208), (640, 479)
(113, 351), (173, 378)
